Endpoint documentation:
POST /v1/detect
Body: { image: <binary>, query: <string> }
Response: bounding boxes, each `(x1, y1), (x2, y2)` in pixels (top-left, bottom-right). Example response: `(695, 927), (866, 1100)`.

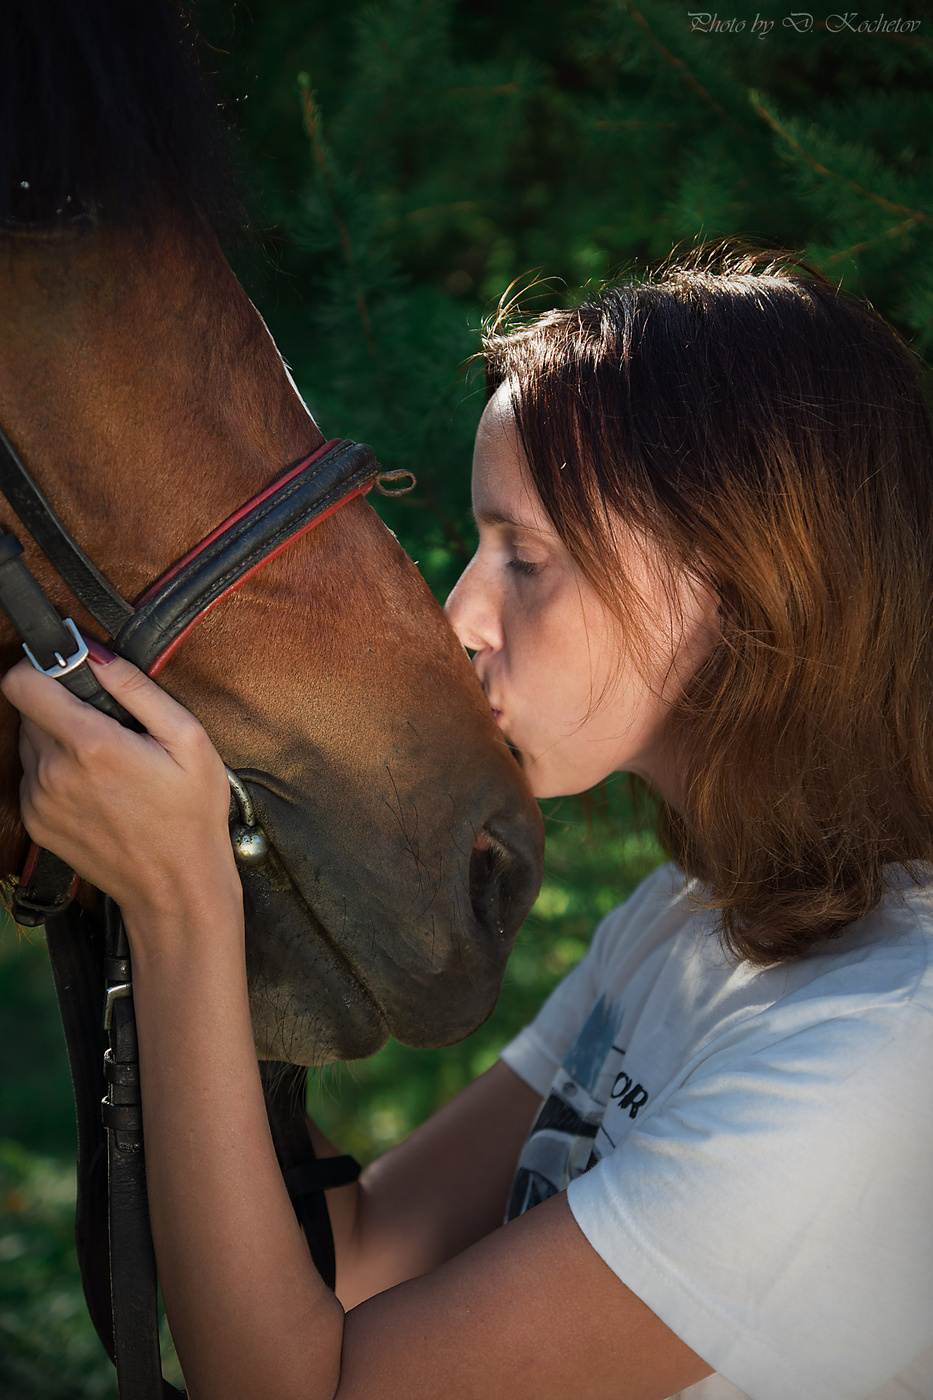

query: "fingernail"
(84, 637), (117, 666)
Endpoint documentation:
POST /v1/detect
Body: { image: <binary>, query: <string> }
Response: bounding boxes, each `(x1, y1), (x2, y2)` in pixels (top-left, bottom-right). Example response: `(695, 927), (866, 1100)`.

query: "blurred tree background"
(1, 0), (931, 1391)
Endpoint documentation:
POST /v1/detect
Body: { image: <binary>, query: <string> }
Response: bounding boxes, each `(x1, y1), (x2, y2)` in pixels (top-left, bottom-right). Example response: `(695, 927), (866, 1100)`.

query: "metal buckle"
(104, 982), (133, 1031)
(23, 616), (89, 678)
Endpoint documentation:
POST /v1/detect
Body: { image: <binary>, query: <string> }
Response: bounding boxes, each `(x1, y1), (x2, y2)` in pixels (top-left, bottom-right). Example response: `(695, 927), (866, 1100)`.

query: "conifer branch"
(404, 200), (480, 224)
(593, 119), (688, 131)
(749, 93), (931, 226)
(448, 82), (520, 96)
(298, 74), (381, 365)
(623, 4), (738, 131)
(822, 217), (920, 267)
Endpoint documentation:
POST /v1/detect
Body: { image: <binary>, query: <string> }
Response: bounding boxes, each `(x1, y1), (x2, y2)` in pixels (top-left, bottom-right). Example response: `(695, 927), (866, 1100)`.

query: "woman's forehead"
(473, 395), (551, 534)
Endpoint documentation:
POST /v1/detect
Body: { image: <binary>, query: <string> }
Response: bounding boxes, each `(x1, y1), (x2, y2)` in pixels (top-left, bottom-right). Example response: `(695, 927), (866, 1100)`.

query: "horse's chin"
(238, 849), (506, 1066)
(239, 858), (391, 1065)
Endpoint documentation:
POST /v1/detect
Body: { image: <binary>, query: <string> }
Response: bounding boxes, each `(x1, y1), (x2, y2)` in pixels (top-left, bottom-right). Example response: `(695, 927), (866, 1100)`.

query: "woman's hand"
(0, 651), (237, 925)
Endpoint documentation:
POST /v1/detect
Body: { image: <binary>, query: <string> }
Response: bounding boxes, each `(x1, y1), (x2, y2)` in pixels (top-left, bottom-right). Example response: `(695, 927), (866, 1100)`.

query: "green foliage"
(0, 1139), (115, 1399)
(0, 933), (75, 1158)
(196, 0), (932, 597)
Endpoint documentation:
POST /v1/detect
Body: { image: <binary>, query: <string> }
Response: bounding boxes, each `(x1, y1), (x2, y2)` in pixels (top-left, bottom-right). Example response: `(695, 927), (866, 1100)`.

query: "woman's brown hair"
(484, 243), (933, 964)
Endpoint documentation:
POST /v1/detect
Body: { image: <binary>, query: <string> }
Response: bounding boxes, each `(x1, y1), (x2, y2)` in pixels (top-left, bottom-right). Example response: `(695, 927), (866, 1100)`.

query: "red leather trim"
(146, 478), (374, 678)
(136, 439), (344, 606)
(20, 841), (39, 883)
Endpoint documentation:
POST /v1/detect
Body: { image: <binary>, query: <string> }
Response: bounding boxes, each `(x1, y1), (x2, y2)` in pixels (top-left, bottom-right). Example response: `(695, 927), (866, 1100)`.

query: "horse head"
(0, 2), (544, 1065)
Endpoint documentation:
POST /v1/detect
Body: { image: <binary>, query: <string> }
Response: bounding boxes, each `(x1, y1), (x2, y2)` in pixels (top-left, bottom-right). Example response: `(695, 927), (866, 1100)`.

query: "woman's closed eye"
(507, 556), (541, 577)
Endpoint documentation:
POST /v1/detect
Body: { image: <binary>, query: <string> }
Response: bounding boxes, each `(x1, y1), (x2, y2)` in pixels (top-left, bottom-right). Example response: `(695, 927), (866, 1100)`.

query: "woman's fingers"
(81, 652), (208, 761)
(3, 658), (106, 748)
(1, 651), (234, 908)
(2, 652), (200, 766)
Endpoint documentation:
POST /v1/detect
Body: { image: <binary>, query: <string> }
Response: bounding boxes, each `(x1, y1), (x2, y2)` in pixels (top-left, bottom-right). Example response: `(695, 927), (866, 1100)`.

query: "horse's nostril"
(469, 827), (530, 941)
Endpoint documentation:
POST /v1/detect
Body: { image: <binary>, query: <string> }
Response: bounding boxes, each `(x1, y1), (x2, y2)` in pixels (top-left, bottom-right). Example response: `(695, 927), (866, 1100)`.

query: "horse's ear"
(0, 0), (241, 230)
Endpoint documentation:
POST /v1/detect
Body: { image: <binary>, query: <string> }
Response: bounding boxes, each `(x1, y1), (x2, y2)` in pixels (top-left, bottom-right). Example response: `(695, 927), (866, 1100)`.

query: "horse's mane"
(0, 0), (241, 229)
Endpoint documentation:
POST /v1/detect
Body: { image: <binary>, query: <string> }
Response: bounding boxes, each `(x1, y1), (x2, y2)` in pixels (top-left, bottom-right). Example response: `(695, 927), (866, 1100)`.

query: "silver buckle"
(23, 617), (89, 678)
(104, 982), (133, 1031)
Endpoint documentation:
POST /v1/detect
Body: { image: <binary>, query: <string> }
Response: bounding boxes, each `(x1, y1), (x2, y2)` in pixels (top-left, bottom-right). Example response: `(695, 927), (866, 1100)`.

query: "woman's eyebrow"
(474, 506), (544, 532)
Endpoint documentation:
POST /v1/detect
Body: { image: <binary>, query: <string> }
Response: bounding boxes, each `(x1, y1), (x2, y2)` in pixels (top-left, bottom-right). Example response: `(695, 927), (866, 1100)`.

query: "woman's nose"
(445, 555), (501, 655)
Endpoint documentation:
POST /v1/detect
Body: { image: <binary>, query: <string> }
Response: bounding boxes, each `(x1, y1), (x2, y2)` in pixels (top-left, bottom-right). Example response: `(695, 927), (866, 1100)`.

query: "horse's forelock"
(0, 0), (243, 232)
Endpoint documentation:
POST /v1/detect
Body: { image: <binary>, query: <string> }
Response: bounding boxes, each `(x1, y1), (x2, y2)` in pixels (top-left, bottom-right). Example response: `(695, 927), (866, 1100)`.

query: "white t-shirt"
(499, 863), (933, 1400)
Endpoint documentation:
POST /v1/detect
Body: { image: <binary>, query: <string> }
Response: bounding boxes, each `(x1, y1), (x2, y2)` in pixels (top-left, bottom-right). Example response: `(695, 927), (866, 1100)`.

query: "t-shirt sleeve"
(566, 994), (933, 1400)
(500, 865), (683, 1098)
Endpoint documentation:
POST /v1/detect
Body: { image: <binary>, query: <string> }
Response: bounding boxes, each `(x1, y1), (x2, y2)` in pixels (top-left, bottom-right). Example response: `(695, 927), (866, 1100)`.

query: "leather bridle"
(0, 428), (382, 922)
(0, 424), (397, 1397)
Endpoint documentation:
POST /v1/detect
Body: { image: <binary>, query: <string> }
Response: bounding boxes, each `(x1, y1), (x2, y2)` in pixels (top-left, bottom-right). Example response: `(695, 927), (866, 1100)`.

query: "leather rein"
(0, 426), (392, 1397)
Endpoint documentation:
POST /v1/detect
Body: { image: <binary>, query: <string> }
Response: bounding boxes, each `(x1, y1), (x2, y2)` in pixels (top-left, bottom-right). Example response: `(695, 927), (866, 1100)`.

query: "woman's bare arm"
(327, 1060), (542, 1307)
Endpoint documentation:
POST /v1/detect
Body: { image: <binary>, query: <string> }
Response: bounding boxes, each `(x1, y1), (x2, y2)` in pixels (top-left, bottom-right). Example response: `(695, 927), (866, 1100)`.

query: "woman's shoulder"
(587, 858), (933, 1037)
(588, 860), (694, 956)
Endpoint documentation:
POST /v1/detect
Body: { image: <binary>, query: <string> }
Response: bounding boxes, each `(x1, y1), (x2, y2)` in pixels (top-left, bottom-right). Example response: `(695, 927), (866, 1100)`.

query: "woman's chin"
(523, 759), (580, 801)
(525, 753), (625, 801)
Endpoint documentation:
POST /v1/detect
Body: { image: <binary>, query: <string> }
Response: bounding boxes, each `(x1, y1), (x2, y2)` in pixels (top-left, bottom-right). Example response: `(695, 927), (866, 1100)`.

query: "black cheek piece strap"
(0, 428), (375, 1397)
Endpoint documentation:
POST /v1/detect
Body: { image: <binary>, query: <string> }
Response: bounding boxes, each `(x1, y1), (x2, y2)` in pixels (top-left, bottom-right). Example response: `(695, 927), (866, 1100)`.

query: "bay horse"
(0, 1), (543, 1070)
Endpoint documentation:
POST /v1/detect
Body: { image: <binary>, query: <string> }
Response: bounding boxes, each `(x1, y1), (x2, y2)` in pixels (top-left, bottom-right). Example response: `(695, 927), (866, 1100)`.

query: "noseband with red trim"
(117, 436), (378, 676)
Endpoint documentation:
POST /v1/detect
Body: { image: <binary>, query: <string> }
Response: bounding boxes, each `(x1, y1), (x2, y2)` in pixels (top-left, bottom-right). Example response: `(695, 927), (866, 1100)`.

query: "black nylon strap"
(0, 423), (134, 636)
(284, 1155), (362, 1197)
(115, 441), (378, 674)
(260, 1062), (347, 1293)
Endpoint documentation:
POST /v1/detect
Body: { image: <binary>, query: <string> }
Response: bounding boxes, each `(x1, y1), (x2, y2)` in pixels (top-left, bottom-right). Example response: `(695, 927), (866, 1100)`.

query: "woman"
(5, 245), (933, 1400)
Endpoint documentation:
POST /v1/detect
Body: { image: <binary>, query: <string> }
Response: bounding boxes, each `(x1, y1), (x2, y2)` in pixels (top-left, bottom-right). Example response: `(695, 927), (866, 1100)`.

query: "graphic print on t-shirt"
(506, 993), (651, 1221)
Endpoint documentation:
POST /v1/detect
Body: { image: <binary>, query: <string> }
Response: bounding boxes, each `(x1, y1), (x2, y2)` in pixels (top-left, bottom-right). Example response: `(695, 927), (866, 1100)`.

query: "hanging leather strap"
(45, 907), (117, 1364)
(47, 908), (362, 1397)
(46, 903), (182, 1398)
(102, 899), (175, 1400)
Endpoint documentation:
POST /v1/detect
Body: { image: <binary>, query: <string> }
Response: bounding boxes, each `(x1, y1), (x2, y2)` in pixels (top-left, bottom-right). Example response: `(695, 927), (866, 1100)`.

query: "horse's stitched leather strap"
(116, 438), (378, 676)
